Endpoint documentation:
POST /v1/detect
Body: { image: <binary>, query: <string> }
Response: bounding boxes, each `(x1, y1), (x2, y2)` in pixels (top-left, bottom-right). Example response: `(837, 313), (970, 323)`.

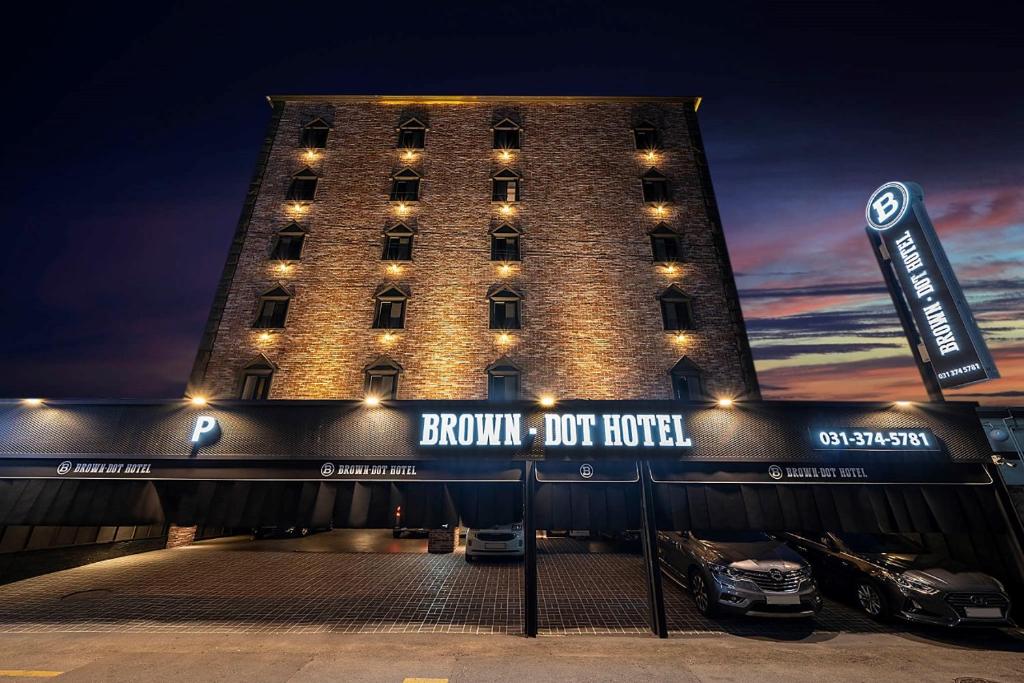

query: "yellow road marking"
(0, 672), (63, 678)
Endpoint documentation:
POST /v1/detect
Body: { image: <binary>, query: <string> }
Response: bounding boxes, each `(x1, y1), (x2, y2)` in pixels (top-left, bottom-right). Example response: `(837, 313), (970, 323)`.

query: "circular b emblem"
(768, 465), (783, 480)
(579, 463), (594, 479)
(57, 460), (72, 475)
(320, 462), (335, 478)
(866, 181), (910, 231)
(769, 568), (784, 581)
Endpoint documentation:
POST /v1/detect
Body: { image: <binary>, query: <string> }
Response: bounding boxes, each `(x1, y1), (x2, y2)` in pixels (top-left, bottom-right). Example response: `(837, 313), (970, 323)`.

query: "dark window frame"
(253, 288), (291, 329)
(286, 168), (319, 201)
(300, 119), (331, 149)
(270, 224), (307, 261)
(390, 168), (421, 202)
(397, 118), (427, 149)
(372, 287), (408, 329)
(239, 357), (275, 400)
(669, 358), (705, 401)
(649, 224), (682, 263)
(489, 289), (522, 330)
(487, 362), (521, 401)
(364, 359), (402, 399)
(633, 123), (661, 151)
(492, 169), (521, 202)
(659, 287), (694, 331)
(490, 224), (521, 261)
(493, 118), (522, 150)
(641, 169), (671, 203)
(382, 224), (415, 261)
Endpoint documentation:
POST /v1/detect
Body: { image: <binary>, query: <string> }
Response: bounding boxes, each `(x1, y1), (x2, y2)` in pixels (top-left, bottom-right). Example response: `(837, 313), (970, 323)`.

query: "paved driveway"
(0, 530), (896, 638)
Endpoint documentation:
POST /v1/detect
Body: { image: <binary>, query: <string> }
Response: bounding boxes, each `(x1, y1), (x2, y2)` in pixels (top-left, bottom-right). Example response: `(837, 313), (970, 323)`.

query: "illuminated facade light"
(396, 202), (409, 216)
(276, 262), (291, 274)
(645, 150), (657, 163)
(364, 395), (381, 407)
(289, 202), (308, 216)
(673, 332), (686, 344)
(663, 263), (677, 275)
(190, 396), (208, 407)
(894, 401), (912, 408)
(22, 398), (43, 407)
(539, 395), (556, 408)
(499, 263), (512, 276)
(497, 332), (512, 345)
(717, 398), (734, 407)
(381, 332), (396, 344)
(500, 203), (513, 216)
(303, 149), (320, 163)
(387, 263), (402, 276)
(500, 149), (512, 162)
(258, 332), (272, 343)
(403, 149), (416, 162)
(655, 204), (666, 216)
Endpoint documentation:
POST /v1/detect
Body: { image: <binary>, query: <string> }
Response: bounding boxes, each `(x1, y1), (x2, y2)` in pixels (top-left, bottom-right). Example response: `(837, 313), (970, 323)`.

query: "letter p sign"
(191, 416), (221, 447)
(866, 181), (910, 230)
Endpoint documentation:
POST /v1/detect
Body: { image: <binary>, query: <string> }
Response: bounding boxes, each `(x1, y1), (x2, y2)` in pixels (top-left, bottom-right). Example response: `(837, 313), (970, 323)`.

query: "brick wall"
(191, 97), (758, 402)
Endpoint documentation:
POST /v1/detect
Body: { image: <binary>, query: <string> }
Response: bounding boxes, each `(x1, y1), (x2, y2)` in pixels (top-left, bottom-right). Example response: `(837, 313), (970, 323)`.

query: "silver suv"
(657, 530), (822, 617)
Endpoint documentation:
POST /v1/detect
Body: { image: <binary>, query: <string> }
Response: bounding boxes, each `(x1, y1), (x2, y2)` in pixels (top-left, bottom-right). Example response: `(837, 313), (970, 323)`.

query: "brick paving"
(0, 536), (885, 637)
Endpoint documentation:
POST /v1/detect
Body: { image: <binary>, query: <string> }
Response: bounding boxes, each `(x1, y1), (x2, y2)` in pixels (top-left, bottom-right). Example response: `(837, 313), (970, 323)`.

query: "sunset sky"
(0, 2), (1019, 403)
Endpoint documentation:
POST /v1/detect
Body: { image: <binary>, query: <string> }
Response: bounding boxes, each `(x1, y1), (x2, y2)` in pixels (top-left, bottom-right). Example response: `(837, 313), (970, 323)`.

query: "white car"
(465, 523), (524, 561)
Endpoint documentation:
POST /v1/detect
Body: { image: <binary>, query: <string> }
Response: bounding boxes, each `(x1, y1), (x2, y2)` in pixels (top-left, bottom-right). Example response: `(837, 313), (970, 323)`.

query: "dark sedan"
(657, 530), (822, 617)
(782, 532), (1013, 627)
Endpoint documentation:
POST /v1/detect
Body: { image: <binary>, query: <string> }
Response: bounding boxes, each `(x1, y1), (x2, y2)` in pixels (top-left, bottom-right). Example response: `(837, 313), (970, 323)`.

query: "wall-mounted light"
(673, 332), (687, 344)
(645, 150), (657, 163)
(663, 263), (678, 275)
(499, 263), (513, 276)
(276, 262), (291, 274)
(396, 202), (409, 216)
(500, 149), (512, 162)
(403, 149), (416, 162)
(655, 204), (666, 217)
(258, 332), (272, 343)
(894, 401), (913, 408)
(190, 396), (208, 407)
(381, 332), (396, 344)
(304, 149), (320, 163)
(497, 332), (512, 345)
(364, 395), (381, 407)
(387, 263), (402, 276)
(717, 397), (734, 408)
(289, 202), (308, 216)
(22, 398), (43, 407)
(500, 204), (513, 216)
(539, 395), (556, 408)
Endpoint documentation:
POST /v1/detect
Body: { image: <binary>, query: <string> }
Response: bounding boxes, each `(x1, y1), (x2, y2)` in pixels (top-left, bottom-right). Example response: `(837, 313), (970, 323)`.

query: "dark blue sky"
(1, 1), (1020, 400)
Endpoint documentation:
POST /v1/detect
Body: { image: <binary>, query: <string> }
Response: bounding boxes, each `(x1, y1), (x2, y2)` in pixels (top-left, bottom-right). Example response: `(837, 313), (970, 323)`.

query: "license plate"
(964, 607), (1002, 618)
(485, 543), (505, 550)
(765, 593), (800, 605)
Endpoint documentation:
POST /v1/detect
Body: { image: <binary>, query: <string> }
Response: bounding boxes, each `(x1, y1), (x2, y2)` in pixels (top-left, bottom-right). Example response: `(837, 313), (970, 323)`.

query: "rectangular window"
(373, 300), (405, 329)
(494, 129), (520, 149)
(287, 177), (317, 201)
(634, 128), (659, 150)
(491, 235), (520, 261)
(383, 236), (412, 260)
(651, 235), (679, 261)
(398, 129), (424, 149)
(254, 299), (289, 328)
(672, 374), (702, 401)
(492, 179), (519, 202)
(271, 235), (304, 260)
(488, 373), (520, 401)
(661, 300), (693, 331)
(301, 127), (329, 148)
(241, 373), (272, 400)
(490, 300), (521, 329)
(391, 179), (420, 201)
(642, 179), (670, 203)
(367, 374), (397, 399)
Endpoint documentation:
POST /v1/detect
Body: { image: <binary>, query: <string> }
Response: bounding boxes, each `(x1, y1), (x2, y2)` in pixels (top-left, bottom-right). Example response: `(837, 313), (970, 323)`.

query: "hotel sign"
(418, 412), (693, 449)
(866, 181), (998, 389)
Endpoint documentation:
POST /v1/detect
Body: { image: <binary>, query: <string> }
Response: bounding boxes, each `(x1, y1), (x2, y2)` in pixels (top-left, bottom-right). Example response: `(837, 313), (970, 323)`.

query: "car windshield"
(692, 531), (771, 543)
(837, 533), (924, 554)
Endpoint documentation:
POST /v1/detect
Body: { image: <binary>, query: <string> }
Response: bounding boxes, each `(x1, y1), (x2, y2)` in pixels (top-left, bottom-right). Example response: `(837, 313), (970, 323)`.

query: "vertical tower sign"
(866, 181), (998, 390)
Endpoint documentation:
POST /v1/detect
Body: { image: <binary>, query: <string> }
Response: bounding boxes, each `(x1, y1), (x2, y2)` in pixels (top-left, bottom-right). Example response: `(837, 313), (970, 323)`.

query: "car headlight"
(895, 573), (940, 595)
(708, 563), (742, 580)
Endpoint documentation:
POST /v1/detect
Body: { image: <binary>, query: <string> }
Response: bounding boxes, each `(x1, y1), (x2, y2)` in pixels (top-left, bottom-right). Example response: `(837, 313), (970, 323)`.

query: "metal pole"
(522, 460), (538, 637)
(638, 460), (668, 638)
(867, 227), (945, 402)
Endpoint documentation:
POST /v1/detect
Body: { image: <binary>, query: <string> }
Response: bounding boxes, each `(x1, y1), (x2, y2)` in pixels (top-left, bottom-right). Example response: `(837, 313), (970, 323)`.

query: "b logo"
(320, 462), (335, 478)
(866, 181), (910, 231)
(579, 463), (594, 479)
(57, 460), (72, 475)
(768, 465), (783, 480)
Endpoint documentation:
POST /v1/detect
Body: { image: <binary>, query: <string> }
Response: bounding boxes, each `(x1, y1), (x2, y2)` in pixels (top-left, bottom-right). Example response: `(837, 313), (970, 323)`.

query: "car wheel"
(855, 581), (888, 620)
(690, 568), (717, 617)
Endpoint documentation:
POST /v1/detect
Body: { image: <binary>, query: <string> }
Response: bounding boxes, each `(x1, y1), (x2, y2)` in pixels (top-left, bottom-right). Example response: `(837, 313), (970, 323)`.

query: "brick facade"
(189, 96), (758, 402)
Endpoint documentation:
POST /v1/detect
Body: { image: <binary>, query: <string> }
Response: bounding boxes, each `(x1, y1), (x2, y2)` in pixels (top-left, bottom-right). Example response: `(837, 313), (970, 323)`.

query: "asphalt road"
(0, 630), (1022, 682)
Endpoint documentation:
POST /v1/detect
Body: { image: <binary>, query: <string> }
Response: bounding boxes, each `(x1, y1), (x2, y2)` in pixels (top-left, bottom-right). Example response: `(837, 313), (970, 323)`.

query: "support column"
(523, 460), (538, 637)
(638, 460), (667, 638)
(165, 524), (197, 549)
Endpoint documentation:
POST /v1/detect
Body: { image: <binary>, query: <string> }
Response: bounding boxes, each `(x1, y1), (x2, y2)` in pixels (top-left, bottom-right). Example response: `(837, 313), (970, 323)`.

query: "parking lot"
(0, 530), (908, 638)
